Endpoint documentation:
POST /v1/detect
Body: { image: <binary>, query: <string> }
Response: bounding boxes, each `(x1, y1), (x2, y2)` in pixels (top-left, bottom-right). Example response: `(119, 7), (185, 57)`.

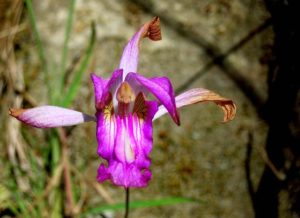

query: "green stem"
(124, 188), (130, 218)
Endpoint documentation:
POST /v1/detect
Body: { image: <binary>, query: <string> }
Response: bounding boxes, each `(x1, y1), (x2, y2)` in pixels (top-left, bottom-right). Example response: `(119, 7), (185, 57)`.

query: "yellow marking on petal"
(103, 93), (114, 120)
(103, 102), (113, 120)
(133, 92), (147, 120)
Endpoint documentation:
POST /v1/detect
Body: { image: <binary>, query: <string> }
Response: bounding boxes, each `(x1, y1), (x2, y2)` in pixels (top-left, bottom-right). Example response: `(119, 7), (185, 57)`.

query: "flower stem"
(124, 188), (130, 218)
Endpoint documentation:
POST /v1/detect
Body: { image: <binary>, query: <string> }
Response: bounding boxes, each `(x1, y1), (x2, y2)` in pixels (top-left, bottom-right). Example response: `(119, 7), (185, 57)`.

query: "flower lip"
(96, 94), (158, 187)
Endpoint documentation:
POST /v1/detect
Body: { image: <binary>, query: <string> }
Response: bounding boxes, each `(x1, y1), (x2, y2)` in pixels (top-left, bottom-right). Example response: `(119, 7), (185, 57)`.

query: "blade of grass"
(60, 22), (96, 107)
(21, 128), (37, 146)
(58, 0), (77, 98)
(82, 197), (205, 216)
(15, 193), (31, 218)
(7, 204), (19, 216)
(50, 131), (60, 171)
(28, 148), (47, 192)
(50, 189), (63, 218)
(3, 183), (20, 216)
(0, 184), (11, 209)
(24, 0), (52, 102)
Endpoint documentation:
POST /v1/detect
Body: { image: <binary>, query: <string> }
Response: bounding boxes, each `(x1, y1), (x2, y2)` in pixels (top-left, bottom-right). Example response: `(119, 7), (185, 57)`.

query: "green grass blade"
(15, 193), (31, 218)
(59, 0), (77, 95)
(82, 197), (204, 216)
(24, 0), (52, 102)
(50, 131), (60, 171)
(50, 189), (63, 218)
(60, 22), (96, 107)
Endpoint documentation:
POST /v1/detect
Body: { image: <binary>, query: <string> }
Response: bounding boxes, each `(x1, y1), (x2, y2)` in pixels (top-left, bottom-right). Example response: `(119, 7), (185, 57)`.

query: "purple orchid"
(10, 17), (236, 188)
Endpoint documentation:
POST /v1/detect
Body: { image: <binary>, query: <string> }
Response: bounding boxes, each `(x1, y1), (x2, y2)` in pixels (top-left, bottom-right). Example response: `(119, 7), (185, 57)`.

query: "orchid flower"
(10, 17), (236, 188)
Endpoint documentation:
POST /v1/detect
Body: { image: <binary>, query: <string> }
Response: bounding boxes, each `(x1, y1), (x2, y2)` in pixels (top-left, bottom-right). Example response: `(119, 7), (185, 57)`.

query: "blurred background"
(0, 0), (299, 217)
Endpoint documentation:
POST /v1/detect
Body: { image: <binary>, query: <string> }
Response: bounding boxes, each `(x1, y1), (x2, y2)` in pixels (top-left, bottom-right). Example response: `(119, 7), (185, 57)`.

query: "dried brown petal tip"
(9, 108), (26, 117)
(148, 16), (161, 41)
(216, 100), (236, 123)
(143, 16), (162, 41)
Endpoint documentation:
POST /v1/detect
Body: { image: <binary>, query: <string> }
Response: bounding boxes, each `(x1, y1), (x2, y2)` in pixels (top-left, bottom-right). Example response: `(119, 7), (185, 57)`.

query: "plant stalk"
(124, 188), (130, 218)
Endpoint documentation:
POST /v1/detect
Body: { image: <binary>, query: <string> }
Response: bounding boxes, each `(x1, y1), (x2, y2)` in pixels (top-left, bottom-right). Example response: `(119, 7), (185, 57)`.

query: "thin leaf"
(60, 22), (96, 107)
(82, 197), (204, 216)
(50, 189), (63, 218)
(24, 0), (52, 102)
(50, 130), (60, 171)
(15, 193), (31, 218)
(59, 0), (77, 96)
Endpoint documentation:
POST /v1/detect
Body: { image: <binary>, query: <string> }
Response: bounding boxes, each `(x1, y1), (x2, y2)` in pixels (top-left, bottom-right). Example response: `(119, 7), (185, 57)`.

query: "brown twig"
(92, 182), (115, 204)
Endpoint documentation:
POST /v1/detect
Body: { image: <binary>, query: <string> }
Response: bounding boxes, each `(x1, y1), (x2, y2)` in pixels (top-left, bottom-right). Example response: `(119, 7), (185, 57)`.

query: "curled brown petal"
(176, 88), (236, 122)
(154, 88), (236, 122)
(143, 16), (162, 41)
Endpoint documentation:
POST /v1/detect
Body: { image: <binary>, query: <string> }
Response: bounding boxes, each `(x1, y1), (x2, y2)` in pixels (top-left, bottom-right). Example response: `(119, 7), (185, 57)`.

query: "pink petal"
(125, 73), (180, 125)
(91, 69), (123, 110)
(90, 73), (108, 106)
(96, 112), (117, 160)
(9, 106), (95, 128)
(96, 98), (158, 187)
(119, 17), (161, 80)
(153, 88), (236, 122)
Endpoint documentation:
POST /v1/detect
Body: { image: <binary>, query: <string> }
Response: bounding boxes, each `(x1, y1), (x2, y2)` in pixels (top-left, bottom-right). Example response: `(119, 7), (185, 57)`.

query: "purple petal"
(96, 111), (117, 160)
(90, 73), (108, 106)
(114, 116), (136, 163)
(9, 106), (95, 128)
(125, 73), (180, 125)
(119, 17), (161, 80)
(131, 99), (158, 169)
(153, 88), (236, 122)
(96, 99), (158, 187)
(97, 161), (152, 188)
(91, 69), (123, 110)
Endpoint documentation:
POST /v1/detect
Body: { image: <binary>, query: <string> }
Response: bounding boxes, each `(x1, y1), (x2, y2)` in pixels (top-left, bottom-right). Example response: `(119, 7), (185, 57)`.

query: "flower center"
(116, 82), (135, 116)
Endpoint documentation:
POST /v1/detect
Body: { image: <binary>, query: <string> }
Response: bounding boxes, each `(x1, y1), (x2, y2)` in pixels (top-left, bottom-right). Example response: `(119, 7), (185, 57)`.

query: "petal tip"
(173, 112), (180, 126)
(90, 73), (99, 81)
(146, 16), (162, 41)
(219, 101), (236, 123)
(9, 108), (26, 118)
